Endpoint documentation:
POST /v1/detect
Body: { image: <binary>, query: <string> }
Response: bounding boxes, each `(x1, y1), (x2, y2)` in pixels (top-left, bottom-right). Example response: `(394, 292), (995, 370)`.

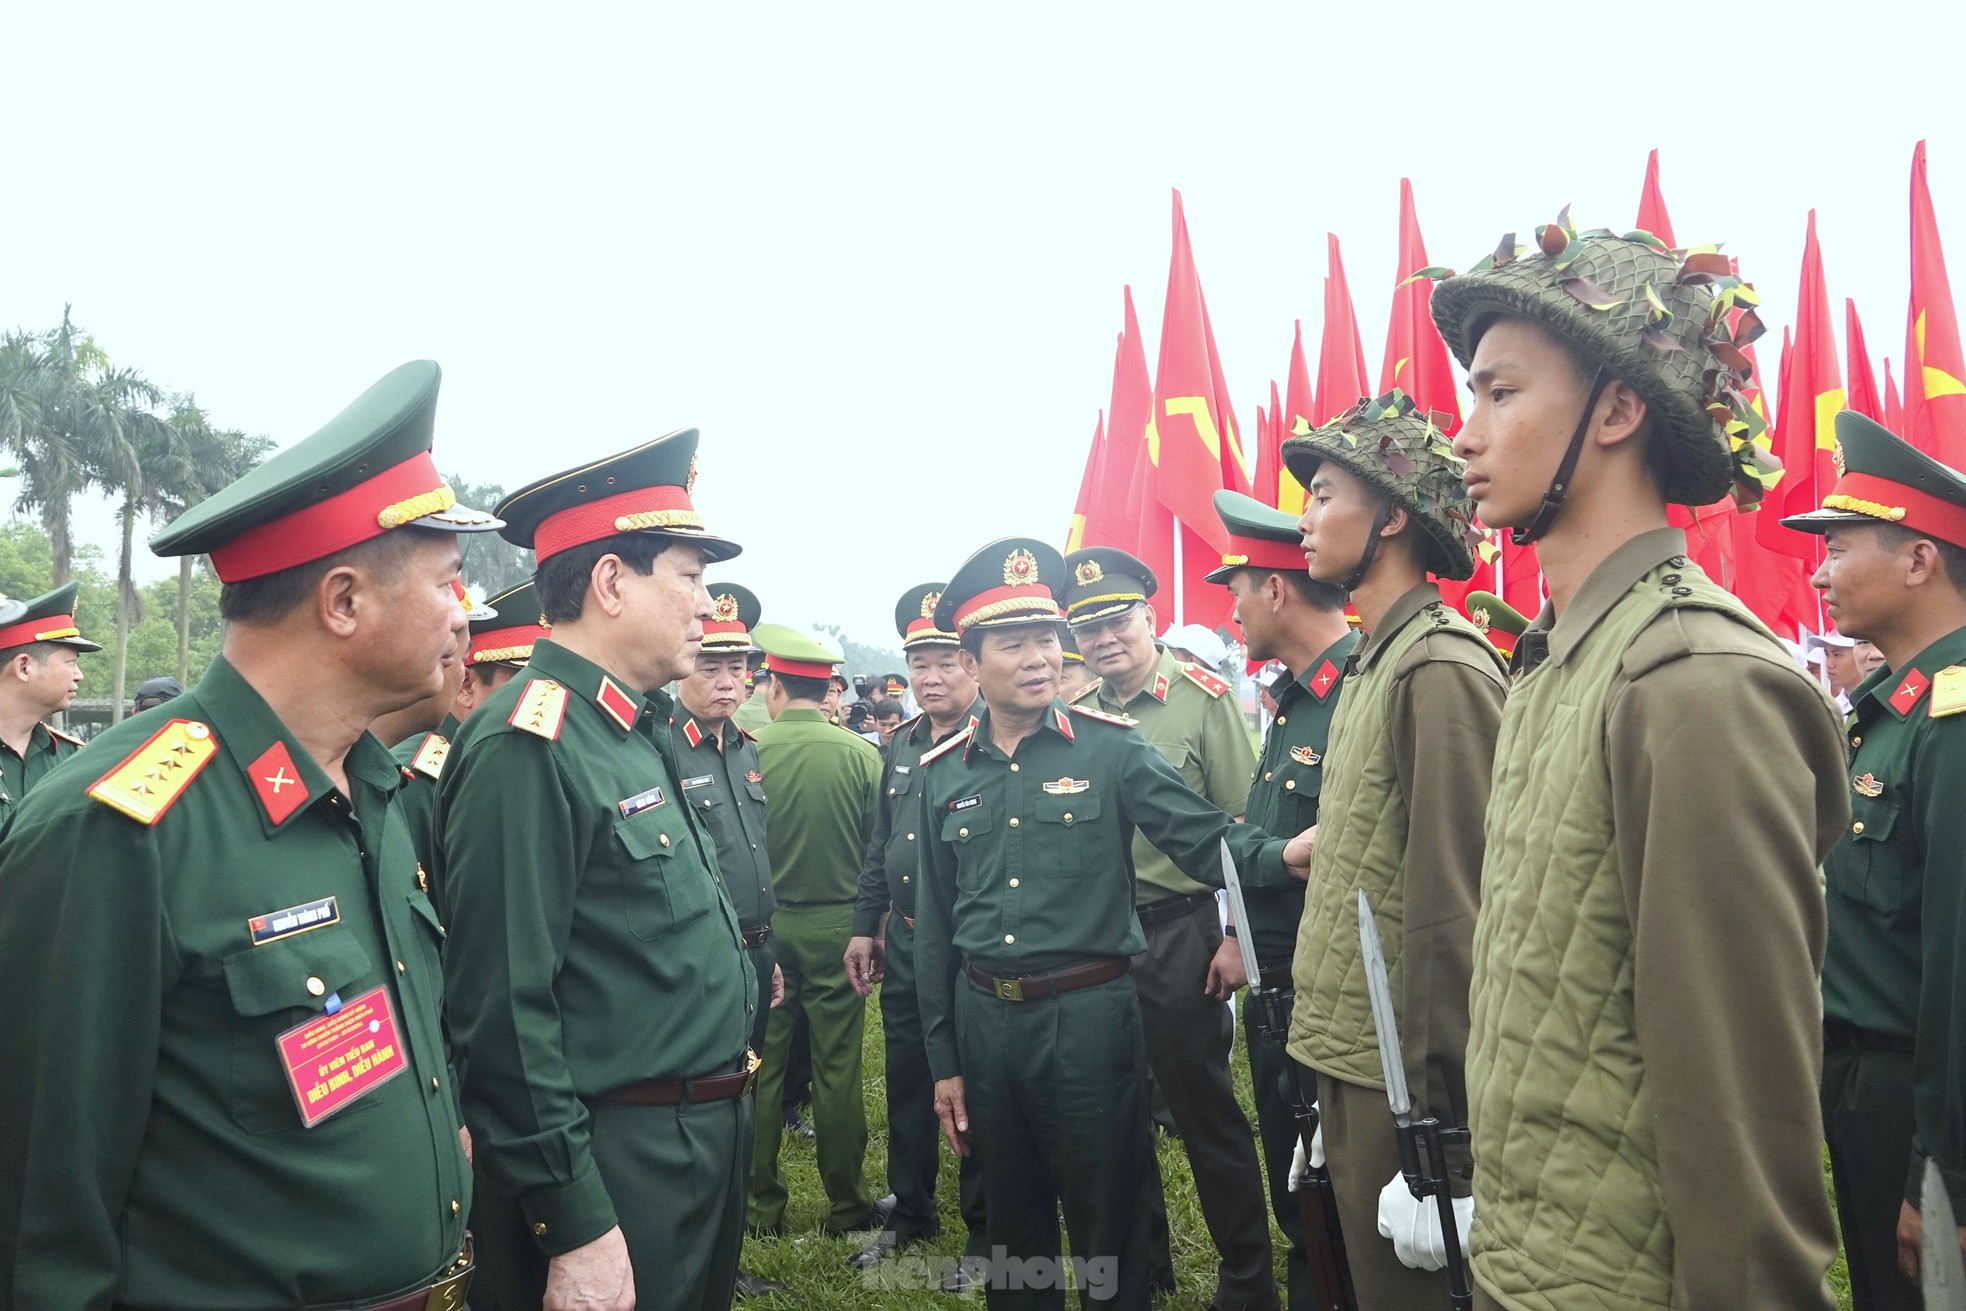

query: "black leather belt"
(740, 925), (771, 948)
(1824, 1018), (1913, 1053)
(963, 956), (1128, 1002)
(1135, 890), (1218, 931)
(596, 1052), (762, 1107)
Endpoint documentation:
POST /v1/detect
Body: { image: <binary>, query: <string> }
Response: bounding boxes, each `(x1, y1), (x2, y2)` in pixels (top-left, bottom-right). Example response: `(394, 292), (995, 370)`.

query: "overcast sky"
(8, 1), (1961, 644)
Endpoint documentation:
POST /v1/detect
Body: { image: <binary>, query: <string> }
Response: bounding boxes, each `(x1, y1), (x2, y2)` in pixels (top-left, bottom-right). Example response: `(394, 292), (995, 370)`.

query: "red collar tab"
(533, 485), (701, 563)
(1889, 668), (1932, 716)
(247, 741), (310, 826)
(596, 677), (640, 733)
(1309, 660), (1341, 700)
(1150, 672), (1171, 703)
(208, 451), (449, 583)
(682, 717), (705, 748)
(0, 611), (79, 648)
(1053, 706), (1075, 741)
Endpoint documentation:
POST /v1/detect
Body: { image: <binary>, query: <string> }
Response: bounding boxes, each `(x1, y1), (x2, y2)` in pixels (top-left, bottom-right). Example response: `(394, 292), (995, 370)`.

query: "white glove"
(1287, 1117), (1325, 1191)
(1376, 1173), (1473, 1271)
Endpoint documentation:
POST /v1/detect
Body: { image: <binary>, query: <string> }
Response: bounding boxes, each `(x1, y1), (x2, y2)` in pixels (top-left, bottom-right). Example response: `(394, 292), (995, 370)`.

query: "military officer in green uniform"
(746, 623), (889, 1238)
(1064, 543), (1273, 1311)
(0, 360), (493, 1309)
(915, 538), (1316, 1311)
(733, 662), (774, 736)
(0, 581), (99, 815)
(1279, 389), (1507, 1304)
(1783, 411), (1966, 1307)
(439, 429), (757, 1311)
(1057, 627), (1090, 698)
(670, 581), (789, 1302)
(843, 583), (989, 1289)
(1428, 217), (1847, 1308)
(1204, 489), (1356, 1311)
(392, 579), (544, 894)
(1460, 589), (1529, 661)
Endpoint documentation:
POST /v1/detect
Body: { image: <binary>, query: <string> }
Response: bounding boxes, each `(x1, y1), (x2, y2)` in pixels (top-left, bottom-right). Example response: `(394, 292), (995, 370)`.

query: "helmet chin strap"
(1342, 501), (1395, 593)
(1510, 366), (1611, 547)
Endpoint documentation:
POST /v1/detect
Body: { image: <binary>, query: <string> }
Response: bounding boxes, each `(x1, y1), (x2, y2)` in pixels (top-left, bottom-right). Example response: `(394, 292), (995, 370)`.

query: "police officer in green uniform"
(915, 538), (1316, 1311)
(0, 581), (98, 815)
(1065, 543), (1273, 1311)
(0, 360), (492, 1308)
(669, 582), (789, 1302)
(1204, 489), (1356, 1311)
(1783, 411), (1966, 1307)
(746, 623), (888, 1238)
(843, 583), (989, 1289)
(439, 429), (758, 1311)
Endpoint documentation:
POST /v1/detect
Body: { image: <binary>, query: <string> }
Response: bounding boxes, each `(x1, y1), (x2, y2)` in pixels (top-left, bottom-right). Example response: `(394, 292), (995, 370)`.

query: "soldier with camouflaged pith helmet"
(1281, 389), (1507, 1306)
(1426, 212), (1848, 1309)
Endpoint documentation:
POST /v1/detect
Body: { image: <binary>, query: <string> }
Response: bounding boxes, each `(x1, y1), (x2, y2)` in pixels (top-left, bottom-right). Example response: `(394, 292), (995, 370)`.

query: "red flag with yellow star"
(1066, 411), (1107, 554)
(1315, 234), (1369, 424)
(1886, 358), (1905, 434)
(1149, 191), (1252, 556)
(1759, 211), (1845, 569)
(1731, 327), (1818, 633)
(1845, 299), (1883, 423)
(1904, 140), (1966, 465)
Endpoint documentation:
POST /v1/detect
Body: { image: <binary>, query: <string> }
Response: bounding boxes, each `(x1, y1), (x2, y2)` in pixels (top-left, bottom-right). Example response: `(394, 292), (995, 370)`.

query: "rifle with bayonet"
(1222, 840), (1357, 1311)
(1925, 1158), (1966, 1311)
(1357, 889), (1473, 1311)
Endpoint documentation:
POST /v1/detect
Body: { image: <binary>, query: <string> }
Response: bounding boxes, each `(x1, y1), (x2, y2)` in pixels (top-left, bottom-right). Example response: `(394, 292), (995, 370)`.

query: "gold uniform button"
(1008, 878), (1020, 888)
(1852, 821), (1866, 835)
(659, 834), (671, 848)
(451, 1198), (460, 1216)
(431, 1077), (441, 1091)
(1009, 818), (1020, 829)
(1285, 780), (1297, 791)
(902, 875), (911, 884)
(1277, 715), (1286, 725)
(1003, 934), (1015, 944)
(1062, 813), (1073, 824)
(305, 976), (326, 997)
(702, 799), (712, 809)
(533, 1221), (548, 1236)
(889, 787), (898, 795)
(1263, 771), (1272, 782)
(396, 960), (406, 974)
(906, 833), (916, 842)
(1851, 735), (1862, 748)
(958, 827), (969, 838)
(1009, 763), (1020, 772)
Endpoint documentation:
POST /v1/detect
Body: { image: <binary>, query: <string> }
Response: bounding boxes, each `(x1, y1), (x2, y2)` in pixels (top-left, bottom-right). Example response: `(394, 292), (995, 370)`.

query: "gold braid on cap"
(960, 596), (1062, 628)
(377, 485), (458, 530)
(470, 643), (535, 664)
(1067, 591), (1144, 617)
(615, 509), (706, 531)
(1821, 494), (1908, 522)
(33, 626), (80, 641)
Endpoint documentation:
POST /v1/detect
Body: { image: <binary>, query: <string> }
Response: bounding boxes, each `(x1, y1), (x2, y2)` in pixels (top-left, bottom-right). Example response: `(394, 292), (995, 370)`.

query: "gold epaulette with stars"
(508, 678), (569, 740)
(1932, 666), (1966, 719)
(409, 732), (451, 779)
(1070, 704), (1137, 729)
(46, 724), (84, 748)
(920, 724), (974, 766)
(1070, 678), (1103, 702)
(87, 718), (219, 825)
(1180, 663), (1232, 698)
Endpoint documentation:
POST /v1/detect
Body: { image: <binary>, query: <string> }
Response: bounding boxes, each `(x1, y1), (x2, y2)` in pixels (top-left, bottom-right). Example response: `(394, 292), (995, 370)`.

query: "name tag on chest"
(278, 984), (407, 1128)
(681, 775), (715, 791)
(249, 896), (340, 947)
(618, 786), (667, 818)
(951, 794), (983, 812)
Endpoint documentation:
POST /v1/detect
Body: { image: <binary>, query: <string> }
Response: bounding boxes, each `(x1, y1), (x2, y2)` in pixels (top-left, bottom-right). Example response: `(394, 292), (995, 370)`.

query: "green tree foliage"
(817, 624), (905, 688)
(446, 474), (532, 594)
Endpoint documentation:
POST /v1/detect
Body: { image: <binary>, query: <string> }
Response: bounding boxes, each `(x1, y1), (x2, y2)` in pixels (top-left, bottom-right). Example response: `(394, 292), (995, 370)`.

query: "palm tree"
(94, 391), (178, 721)
(157, 408), (270, 686)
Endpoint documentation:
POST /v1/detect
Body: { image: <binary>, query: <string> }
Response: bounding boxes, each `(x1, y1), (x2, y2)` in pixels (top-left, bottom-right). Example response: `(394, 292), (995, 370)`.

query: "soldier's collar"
(1352, 582), (1444, 675)
(527, 638), (655, 738)
(1102, 647), (1176, 709)
(966, 701), (1075, 761)
(913, 697), (981, 746)
(197, 656), (403, 834)
(1543, 527), (1688, 668)
(1859, 626), (1966, 720)
(1289, 631), (1359, 702)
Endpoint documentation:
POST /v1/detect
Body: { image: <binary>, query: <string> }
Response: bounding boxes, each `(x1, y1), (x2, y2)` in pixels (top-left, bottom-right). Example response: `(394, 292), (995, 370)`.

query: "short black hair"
(535, 533), (673, 625)
(772, 670), (830, 703)
(869, 698), (904, 720)
(219, 528), (437, 627)
(1870, 523), (1966, 597)
(0, 642), (59, 668)
(1237, 567), (1345, 613)
(464, 662), (520, 693)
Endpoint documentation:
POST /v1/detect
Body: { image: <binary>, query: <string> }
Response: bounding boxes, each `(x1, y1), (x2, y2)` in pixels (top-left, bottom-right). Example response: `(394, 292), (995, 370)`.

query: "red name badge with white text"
(277, 984), (408, 1127)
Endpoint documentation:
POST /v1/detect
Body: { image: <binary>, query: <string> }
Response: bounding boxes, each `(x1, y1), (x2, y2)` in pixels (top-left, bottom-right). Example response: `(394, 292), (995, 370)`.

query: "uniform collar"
(774, 706), (829, 725)
(967, 698), (1076, 761)
(527, 638), (659, 738)
(1533, 527), (1688, 670)
(1352, 582), (1442, 676)
(1282, 631), (1359, 704)
(1103, 644), (1178, 710)
(192, 655), (404, 837)
(1855, 624), (1966, 720)
(907, 695), (982, 746)
(675, 710), (737, 751)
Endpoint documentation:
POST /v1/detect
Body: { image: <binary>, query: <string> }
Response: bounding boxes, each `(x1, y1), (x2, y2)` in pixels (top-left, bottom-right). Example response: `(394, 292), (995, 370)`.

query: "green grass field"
(744, 990), (1856, 1309)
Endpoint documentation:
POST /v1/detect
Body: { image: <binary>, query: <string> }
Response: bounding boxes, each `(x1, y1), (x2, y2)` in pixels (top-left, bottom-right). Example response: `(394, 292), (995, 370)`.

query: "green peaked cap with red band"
(0, 580), (101, 652)
(753, 623), (843, 681)
(1204, 490), (1308, 584)
(150, 361), (503, 580)
(933, 538), (1068, 634)
(495, 427), (741, 565)
(1782, 409), (1966, 549)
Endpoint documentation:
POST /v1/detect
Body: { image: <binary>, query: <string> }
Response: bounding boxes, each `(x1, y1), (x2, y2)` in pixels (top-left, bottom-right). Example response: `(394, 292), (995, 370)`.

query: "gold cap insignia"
(712, 593), (739, 623)
(1470, 606), (1492, 632)
(1832, 441), (1847, 477)
(1004, 548), (1039, 586)
(1074, 560), (1104, 586)
(686, 453), (700, 497)
(921, 590), (941, 618)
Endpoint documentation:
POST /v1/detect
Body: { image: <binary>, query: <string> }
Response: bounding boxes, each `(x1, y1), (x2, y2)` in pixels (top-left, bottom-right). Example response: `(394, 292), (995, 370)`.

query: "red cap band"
(208, 452), (448, 582)
(0, 613), (78, 649)
(467, 624), (542, 664)
(1220, 537), (1307, 574)
(701, 619), (753, 644)
(763, 655), (836, 680)
(533, 486), (701, 562)
(1826, 471), (1966, 549)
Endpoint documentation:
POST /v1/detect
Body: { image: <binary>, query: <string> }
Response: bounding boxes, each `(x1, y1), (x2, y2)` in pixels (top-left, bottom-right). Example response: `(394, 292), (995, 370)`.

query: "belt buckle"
(994, 977), (1024, 1002)
(740, 1048), (763, 1097)
(423, 1263), (471, 1311)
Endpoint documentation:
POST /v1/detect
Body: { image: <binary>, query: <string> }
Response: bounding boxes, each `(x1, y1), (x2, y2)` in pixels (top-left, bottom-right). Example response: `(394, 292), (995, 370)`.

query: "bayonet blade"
(1357, 889), (1412, 1118)
(1925, 1158), (1966, 1311)
(1219, 837), (1262, 991)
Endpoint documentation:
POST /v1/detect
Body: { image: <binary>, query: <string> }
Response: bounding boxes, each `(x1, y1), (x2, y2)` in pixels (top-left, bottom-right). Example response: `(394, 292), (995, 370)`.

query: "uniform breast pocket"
(1270, 756), (1324, 830)
(745, 779), (767, 807)
(221, 927), (375, 1134)
(886, 769), (919, 806)
(941, 806), (995, 888)
(1840, 795), (1914, 918)
(1033, 793), (1103, 877)
(614, 810), (715, 941)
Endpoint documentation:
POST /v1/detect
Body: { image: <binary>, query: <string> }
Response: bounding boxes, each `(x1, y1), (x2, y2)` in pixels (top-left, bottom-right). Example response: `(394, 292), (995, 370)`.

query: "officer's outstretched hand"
(1204, 937), (1246, 1000)
(545, 1225), (635, 1310)
(844, 935), (885, 997)
(770, 963), (786, 1009)
(1282, 825), (1317, 882)
(934, 1076), (971, 1157)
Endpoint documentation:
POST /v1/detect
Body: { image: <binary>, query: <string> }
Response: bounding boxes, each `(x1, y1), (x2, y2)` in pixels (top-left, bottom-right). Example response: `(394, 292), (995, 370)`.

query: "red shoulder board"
(920, 725), (974, 766)
(510, 679), (569, 740)
(1180, 663), (1231, 698)
(88, 718), (219, 825)
(1070, 704), (1137, 729)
